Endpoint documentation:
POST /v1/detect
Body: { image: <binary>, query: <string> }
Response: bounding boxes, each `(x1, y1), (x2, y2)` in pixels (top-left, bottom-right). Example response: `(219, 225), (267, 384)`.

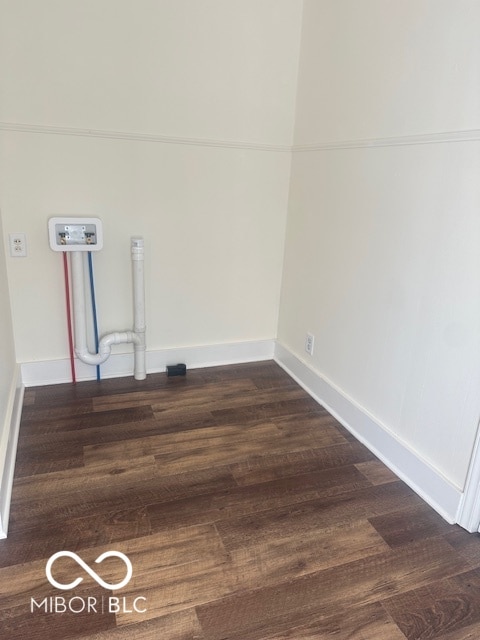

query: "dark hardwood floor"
(1, 360), (480, 639)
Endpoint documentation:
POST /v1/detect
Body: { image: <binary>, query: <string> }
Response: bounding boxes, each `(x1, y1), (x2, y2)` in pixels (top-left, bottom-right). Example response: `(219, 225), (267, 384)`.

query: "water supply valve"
(48, 217), (103, 251)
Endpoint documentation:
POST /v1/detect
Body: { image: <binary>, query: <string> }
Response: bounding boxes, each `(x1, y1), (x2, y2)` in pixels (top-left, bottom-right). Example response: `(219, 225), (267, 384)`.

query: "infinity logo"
(46, 551), (133, 591)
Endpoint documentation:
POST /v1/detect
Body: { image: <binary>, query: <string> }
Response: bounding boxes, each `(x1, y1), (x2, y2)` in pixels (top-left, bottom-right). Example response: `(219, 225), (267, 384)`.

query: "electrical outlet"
(9, 233), (27, 257)
(305, 332), (314, 355)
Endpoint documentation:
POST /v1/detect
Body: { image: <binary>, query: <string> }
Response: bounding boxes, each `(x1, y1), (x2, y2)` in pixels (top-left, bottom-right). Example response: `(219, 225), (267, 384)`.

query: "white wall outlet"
(9, 233), (27, 257)
(305, 332), (314, 355)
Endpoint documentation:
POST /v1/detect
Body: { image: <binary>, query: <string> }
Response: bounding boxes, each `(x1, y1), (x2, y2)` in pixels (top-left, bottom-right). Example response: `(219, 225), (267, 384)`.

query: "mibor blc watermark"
(31, 551), (147, 615)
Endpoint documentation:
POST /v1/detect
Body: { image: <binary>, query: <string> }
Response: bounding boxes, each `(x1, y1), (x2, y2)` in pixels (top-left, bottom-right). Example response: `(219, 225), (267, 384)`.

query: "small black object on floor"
(166, 363), (187, 377)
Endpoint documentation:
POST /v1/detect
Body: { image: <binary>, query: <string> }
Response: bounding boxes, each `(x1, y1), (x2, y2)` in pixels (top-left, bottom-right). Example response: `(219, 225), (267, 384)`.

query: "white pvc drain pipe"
(70, 237), (146, 380)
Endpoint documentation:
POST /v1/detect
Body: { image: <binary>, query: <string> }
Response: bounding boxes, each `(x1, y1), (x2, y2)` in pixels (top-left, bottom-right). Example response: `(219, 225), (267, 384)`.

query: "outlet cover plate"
(9, 233), (27, 257)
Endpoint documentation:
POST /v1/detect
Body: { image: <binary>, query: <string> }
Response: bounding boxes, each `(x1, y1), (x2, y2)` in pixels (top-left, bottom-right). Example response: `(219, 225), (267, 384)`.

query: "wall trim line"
(2, 121), (479, 153)
(292, 128), (480, 152)
(0, 121), (290, 153)
(274, 341), (462, 525)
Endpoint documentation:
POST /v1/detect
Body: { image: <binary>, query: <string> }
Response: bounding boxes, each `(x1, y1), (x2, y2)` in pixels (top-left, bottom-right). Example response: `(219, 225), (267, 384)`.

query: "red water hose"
(63, 253), (76, 384)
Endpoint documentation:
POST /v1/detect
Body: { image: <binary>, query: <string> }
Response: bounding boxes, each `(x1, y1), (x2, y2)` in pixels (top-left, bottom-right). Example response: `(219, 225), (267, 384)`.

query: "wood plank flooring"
(1, 360), (480, 639)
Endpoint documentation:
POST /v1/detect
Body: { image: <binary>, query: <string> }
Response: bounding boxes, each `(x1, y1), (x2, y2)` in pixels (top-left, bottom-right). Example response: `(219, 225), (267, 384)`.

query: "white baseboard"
(0, 365), (24, 538)
(274, 342), (462, 524)
(20, 339), (275, 387)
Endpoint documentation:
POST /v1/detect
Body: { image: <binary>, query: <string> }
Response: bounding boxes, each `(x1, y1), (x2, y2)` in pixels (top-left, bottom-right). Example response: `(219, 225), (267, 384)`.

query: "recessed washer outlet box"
(48, 217), (103, 251)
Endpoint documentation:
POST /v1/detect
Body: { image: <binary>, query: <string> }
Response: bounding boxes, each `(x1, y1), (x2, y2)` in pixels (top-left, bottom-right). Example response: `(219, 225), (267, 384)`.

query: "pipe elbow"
(75, 347), (110, 366)
(99, 331), (139, 349)
(98, 334), (116, 352)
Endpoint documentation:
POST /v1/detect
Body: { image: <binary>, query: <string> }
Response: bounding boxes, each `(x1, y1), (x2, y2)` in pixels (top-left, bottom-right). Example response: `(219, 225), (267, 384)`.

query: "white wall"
(293, 0), (480, 144)
(0, 208), (17, 434)
(0, 0), (302, 372)
(0, 208), (22, 537)
(278, 0), (480, 493)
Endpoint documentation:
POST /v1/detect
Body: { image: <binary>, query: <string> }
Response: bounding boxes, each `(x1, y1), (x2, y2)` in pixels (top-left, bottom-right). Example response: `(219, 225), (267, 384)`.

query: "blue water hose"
(87, 252), (101, 381)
